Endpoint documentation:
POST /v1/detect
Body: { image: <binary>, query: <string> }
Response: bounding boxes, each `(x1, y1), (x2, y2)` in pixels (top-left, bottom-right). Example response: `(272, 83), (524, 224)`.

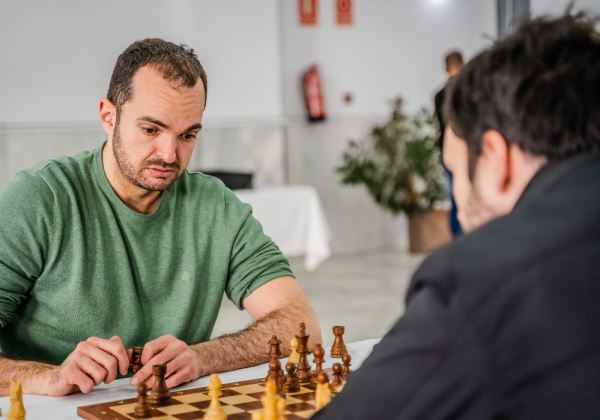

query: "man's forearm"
(0, 356), (55, 396)
(191, 303), (322, 376)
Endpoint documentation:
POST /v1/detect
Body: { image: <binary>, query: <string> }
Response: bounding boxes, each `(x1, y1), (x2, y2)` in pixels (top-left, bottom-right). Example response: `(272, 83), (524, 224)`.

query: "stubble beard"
(112, 122), (180, 192)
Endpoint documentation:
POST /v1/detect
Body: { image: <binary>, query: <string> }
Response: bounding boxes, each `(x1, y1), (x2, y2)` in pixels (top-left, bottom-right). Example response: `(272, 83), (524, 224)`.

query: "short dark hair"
(107, 38), (208, 112)
(444, 50), (463, 69)
(445, 12), (600, 177)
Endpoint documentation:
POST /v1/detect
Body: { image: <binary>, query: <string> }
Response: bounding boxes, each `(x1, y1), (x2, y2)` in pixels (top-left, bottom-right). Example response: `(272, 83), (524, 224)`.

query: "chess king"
(0, 38), (321, 396)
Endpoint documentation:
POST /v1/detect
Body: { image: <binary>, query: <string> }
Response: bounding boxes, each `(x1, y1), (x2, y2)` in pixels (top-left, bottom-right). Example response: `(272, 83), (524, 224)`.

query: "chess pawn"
(149, 364), (171, 405)
(312, 343), (325, 374)
(288, 337), (300, 364)
(6, 380), (26, 420)
(283, 362), (300, 393)
(315, 371), (332, 411)
(330, 362), (343, 392)
(133, 383), (151, 418)
(204, 374), (226, 420)
(342, 351), (352, 381)
(330, 325), (347, 358)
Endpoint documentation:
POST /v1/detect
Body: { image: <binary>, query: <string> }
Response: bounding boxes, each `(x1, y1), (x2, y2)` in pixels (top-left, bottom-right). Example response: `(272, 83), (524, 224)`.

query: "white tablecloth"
(0, 339), (379, 420)
(235, 186), (332, 271)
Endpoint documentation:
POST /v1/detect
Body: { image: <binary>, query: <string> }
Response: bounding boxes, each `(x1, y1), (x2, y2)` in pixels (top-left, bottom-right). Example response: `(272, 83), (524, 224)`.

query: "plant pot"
(408, 210), (452, 253)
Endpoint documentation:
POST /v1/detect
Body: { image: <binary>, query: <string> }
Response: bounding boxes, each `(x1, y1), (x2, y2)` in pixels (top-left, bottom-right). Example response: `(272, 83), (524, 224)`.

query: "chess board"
(77, 377), (326, 419)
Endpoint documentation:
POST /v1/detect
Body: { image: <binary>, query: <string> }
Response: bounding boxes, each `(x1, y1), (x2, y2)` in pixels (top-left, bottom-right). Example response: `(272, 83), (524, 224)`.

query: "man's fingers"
(74, 355), (108, 386)
(67, 368), (96, 394)
(75, 340), (119, 383)
(88, 336), (130, 376)
(165, 368), (190, 389)
(140, 335), (174, 364)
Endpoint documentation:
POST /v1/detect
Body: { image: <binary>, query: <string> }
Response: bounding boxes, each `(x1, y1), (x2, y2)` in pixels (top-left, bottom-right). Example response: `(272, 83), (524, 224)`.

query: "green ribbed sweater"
(0, 145), (292, 365)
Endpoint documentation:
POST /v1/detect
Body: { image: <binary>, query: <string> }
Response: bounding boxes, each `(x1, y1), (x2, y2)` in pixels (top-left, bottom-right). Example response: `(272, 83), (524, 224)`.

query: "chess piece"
(6, 380), (26, 420)
(312, 343), (325, 375)
(283, 362), (300, 393)
(268, 335), (284, 377)
(204, 374), (226, 420)
(133, 383), (151, 418)
(342, 351), (352, 381)
(331, 362), (343, 391)
(266, 354), (283, 391)
(268, 335), (282, 358)
(289, 337), (300, 364)
(315, 371), (332, 410)
(295, 322), (312, 384)
(330, 325), (347, 358)
(148, 364), (171, 405)
(261, 379), (282, 420)
(130, 346), (143, 375)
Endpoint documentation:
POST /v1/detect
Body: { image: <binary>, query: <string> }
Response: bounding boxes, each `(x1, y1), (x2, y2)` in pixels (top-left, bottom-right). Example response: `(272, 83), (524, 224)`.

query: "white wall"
(0, 0), (283, 123)
(280, 0), (496, 118)
(531, 0), (600, 17)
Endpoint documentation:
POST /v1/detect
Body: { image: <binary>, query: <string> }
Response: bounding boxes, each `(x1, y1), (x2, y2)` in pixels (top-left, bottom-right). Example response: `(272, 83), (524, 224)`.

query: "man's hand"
(44, 336), (129, 396)
(131, 335), (202, 389)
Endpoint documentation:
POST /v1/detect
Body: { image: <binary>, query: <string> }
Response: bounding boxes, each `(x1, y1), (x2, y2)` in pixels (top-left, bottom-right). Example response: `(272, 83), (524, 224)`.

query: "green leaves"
(337, 97), (446, 216)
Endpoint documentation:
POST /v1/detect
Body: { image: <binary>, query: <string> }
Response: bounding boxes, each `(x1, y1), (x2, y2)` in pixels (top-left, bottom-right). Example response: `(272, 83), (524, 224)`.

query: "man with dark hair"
(0, 38), (320, 396)
(434, 49), (464, 238)
(314, 13), (600, 419)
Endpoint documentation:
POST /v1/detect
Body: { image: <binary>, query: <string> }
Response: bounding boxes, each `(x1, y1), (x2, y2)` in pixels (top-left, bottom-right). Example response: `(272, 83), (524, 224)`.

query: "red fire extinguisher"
(302, 65), (326, 122)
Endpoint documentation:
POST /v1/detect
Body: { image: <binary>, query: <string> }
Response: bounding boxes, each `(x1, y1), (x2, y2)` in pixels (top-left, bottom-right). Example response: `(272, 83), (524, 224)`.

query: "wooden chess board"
(77, 377), (326, 419)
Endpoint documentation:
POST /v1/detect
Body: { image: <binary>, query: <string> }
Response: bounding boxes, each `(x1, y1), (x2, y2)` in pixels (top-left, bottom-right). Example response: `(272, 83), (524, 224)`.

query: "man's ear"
(98, 98), (117, 137)
(480, 130), (510, 192)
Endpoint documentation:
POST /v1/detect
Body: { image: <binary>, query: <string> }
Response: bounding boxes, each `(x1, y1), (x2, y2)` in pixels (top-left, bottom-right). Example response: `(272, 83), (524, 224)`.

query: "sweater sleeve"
(223, 191), (294, 310)
(0, 171), (55, 328)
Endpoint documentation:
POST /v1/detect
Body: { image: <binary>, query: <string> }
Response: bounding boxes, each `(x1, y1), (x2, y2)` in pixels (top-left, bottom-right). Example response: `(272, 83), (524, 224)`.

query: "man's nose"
(156, 135), (178, 164)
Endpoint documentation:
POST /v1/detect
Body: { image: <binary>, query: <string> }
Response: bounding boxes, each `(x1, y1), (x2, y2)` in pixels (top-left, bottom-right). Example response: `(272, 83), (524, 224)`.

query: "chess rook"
(148, 364), (171, 406)
(330, 325), (347, 358)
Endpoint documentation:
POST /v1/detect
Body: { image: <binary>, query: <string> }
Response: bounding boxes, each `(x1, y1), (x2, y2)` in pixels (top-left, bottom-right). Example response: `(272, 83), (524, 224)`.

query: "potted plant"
(337, 97), (451, 253)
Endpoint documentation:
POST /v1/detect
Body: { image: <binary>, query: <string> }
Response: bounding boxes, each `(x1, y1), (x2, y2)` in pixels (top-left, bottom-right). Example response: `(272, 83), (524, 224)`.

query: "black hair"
(445, 12), (600, 177)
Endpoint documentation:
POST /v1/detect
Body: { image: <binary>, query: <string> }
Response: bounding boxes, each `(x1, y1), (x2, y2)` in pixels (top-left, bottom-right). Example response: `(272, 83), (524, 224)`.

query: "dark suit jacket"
(434, 85), (446, 154)
(313, 154), (600, 419)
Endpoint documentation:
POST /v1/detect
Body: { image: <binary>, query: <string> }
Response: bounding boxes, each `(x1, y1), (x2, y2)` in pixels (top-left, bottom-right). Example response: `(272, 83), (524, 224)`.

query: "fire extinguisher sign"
(298, 0), (318, 26)
(336, 0), (353, 26)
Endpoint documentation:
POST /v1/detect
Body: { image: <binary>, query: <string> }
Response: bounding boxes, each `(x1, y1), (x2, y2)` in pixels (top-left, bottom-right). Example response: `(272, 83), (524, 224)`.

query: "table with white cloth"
(0, 338), (379, 420)
(234, 186), (332, 271)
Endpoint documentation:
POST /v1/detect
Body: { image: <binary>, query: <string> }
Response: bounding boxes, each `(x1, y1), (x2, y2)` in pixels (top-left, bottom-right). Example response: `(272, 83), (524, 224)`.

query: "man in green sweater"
(0, 39), (321, 397)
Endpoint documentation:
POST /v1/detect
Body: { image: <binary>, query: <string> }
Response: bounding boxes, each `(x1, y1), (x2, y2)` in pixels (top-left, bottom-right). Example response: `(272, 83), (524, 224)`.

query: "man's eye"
(182, 132), (198, 141)
(142, 127), (157, 135)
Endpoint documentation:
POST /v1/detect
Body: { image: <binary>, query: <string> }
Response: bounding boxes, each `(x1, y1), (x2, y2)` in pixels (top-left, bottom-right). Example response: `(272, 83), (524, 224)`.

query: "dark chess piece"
(330, 325), (347, 358)
(283, 362), (300, 393)
(295, 322), (312, 384)
(331, 363), (343, 391)
(130, 346), (143, 375)
(342, 351), (352, 381)
(266, 354), (283, 391)
(312, 343), (325, 375)
(268, 335), (282, 358)
(133, 383), (152, 418)
(148, 364), (171, 405)
(268, 335), (284, 377)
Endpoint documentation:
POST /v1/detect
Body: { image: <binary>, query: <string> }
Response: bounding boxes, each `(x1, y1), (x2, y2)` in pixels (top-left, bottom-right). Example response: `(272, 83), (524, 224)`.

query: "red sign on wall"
(336, 0), (353, 26)
(299, 0), (318, 26)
